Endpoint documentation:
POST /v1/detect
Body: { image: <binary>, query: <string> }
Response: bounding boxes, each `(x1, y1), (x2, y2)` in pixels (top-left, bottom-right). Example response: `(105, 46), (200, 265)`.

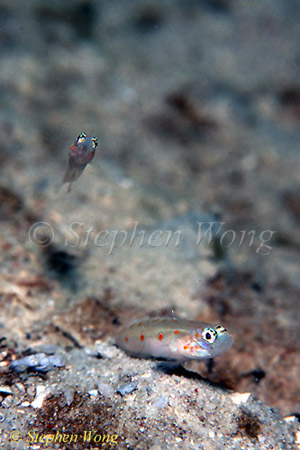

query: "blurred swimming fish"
(62, 132), (98, 192)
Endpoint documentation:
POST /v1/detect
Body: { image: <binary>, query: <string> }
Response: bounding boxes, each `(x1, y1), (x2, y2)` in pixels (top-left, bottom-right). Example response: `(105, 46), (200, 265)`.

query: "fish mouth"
(220, 333), (234, 351)
(209, 332), (233, 358)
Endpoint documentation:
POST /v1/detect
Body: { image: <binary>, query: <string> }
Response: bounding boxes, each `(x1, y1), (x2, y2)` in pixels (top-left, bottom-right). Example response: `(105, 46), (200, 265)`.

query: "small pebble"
(1, 395), (14, 408)
(88, 389), (98, 397)
(208, 430), (215, 438)
(284, 415), (298, 423)
(31, 385), (49, 408)
(117, 382), (137, 396)
(10, 353), (64, 372)
(95, 342), (119, 359)
(15, 383), (25, 393)
(98, 381), (114, 398)
(153, 396), (168, 409)
(48, 354), (65, 368)
(27, 385), (36, 397)
(84, 346), (100, 358)
(64, 389), (74, 406)
(21, 401), (31, 407)
(230, 392), (251, 405)
(0, 386), (13, 395)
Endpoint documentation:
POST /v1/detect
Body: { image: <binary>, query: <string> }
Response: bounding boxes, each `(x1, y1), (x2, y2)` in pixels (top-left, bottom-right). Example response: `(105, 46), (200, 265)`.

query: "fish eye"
(77, 132), (87, 140)
(201, 327), (217, 344)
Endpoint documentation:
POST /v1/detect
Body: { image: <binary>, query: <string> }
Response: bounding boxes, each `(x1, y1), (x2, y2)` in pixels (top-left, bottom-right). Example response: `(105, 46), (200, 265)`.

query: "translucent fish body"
(62, 133), (98, 188)
(116, 317), (233, 363)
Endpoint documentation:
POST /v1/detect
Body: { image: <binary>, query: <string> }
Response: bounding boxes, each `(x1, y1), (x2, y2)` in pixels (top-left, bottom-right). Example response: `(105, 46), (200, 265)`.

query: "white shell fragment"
(284, 415), (299, 423)
(31, 385), (49, 409)
(230, 392), (251, 405)
(88, 389), (98, 397)
(0, 386), (13, 395)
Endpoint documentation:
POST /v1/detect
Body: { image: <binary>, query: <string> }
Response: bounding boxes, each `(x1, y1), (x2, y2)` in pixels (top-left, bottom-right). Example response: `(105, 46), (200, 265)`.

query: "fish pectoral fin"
(155, 360), (183, 374)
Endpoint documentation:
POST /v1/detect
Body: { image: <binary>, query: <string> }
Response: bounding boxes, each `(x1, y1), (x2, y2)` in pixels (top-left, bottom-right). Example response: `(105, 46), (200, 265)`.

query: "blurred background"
(0, 0), (299, 417)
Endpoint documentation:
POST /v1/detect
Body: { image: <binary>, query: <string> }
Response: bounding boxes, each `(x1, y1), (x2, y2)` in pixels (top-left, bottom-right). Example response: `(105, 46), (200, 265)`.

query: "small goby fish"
(116, 317), (233, 363)
(62, 132), (98, 192)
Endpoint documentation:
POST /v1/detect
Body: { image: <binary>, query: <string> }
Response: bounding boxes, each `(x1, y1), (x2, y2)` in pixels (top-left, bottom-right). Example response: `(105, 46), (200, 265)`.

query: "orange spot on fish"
(195, 332), (200, 338)
(140, 334), (145, 341)
(124, 336), (128, 343)
(183, 345), (188, 350)
(158, 332), (164, 341)
(138, 322), (143, 326)
(174, 330), (179, 335)
(153, 319), (158, 322)
(163, 319), (167, 322)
